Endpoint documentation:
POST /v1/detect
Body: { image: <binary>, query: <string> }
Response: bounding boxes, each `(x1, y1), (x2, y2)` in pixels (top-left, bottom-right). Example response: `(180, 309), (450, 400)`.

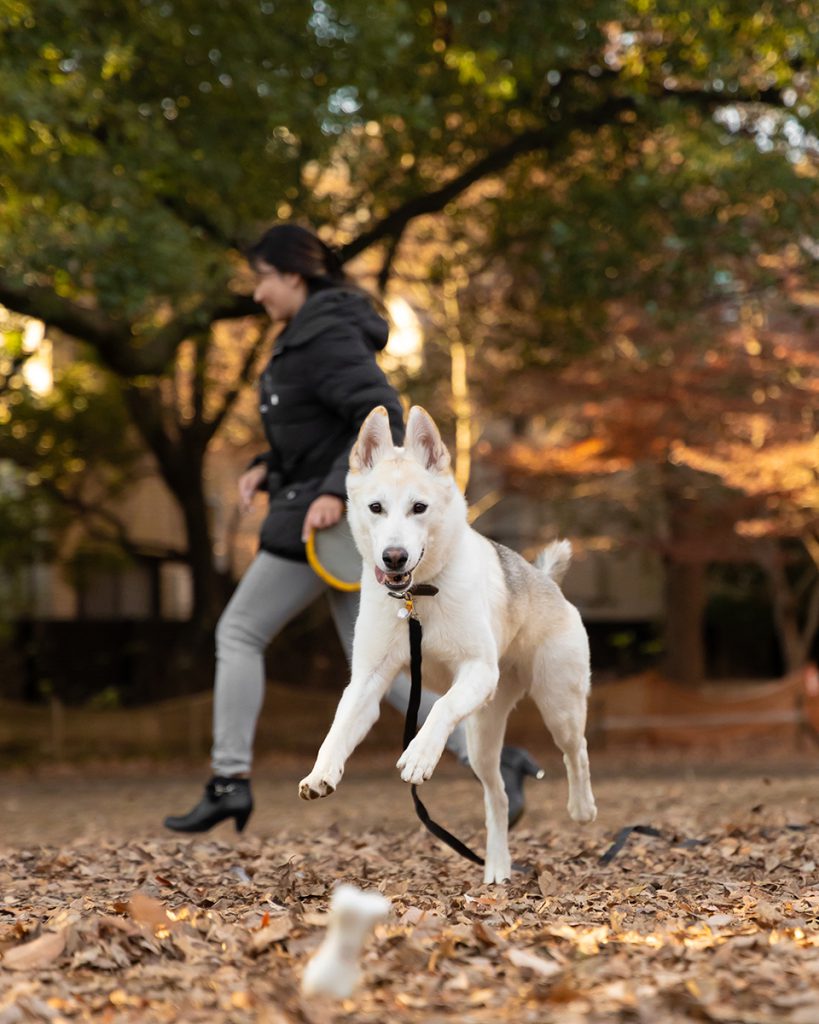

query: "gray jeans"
(211, 550), (469, 776)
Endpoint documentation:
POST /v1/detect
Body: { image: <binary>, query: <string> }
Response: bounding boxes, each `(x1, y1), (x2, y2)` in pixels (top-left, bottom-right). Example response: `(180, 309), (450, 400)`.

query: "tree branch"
(122, 381), (182, 483)
(158, 196), (240, 250)
(40, 480), (186, 563)
(376, 231), (405, 295)
(0, 274), (137, 365)
(338, 124), (572, 263)
(339, 75), (792, 264)
(203, 325), (269, 443)
(0, 273), (205, 377)
(0, 74), (794, 370)
(191, 334), (208, 431)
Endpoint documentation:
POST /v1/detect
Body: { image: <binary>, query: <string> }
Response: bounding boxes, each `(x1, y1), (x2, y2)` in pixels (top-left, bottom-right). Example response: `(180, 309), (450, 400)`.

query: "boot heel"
(523, 754), (545, 780)
(234, 809), (252, 833)
(499, 746), (544, 827)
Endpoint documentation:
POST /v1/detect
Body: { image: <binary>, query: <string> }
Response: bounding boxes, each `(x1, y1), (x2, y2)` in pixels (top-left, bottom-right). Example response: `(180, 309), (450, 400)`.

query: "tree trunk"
(661, 462), (708, 686)
(663, 559), (706, 685)
(171, 439), (233, 621)
(763, 540), (819, 674)
(124, 388), (230, 628)
(161, 450), (232, 694)
(179, 461), (230, 631)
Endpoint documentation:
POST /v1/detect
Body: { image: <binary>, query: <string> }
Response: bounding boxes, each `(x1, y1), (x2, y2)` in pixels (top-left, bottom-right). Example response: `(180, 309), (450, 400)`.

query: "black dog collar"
(387, 583), (439, 619)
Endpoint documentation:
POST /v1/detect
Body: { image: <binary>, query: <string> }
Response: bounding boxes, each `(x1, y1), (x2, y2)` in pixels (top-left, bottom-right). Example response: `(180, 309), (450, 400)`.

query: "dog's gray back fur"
(490, 540), (533, 597)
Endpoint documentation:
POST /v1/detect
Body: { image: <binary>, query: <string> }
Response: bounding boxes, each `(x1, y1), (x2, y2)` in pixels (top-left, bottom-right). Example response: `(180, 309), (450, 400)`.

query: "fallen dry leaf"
(126, 891), (175, 930)
(248, 914), (293, 955)
(472, 919), (503, 947)
(1, 929), (66, 971)
(506, 946), (563, 978)
(537, 869), (558, 897)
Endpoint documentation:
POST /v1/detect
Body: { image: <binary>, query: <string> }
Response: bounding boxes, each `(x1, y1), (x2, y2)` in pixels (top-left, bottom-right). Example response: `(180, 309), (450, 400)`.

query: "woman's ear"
(405, 406), (450, 473)
(350, 406), (394, 473)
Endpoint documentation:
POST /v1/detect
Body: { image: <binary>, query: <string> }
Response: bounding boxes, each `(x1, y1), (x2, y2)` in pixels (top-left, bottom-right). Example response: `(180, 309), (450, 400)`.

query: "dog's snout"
(382, 547), (409, 571)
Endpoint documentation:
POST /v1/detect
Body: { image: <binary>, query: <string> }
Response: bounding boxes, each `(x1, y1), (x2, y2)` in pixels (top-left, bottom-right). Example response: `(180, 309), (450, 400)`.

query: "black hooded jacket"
(251, 287), (405, 561)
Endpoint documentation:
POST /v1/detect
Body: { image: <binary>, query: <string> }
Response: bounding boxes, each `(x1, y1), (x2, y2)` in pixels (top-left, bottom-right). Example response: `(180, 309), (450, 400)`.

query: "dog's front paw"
(298, 766), (342, 801)
(396, 737), (442, 785)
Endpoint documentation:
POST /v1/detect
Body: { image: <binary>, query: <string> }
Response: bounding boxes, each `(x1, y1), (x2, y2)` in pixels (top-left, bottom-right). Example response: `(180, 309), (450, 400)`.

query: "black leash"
(599, 825), (664, 865)
(600, 821), (810, 865)
(402, 607), (485, 868)
(600, 824), (708, 864)
(394, 585), (535, 876)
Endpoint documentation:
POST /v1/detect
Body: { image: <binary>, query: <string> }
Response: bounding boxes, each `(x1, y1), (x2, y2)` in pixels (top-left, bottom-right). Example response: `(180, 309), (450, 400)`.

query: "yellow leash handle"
(305, 528), (361, 592)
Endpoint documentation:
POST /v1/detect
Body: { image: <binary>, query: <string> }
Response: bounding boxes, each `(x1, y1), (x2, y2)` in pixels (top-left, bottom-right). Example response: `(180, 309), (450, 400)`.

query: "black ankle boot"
(164, 777), (253, 834)
(500, 747), (544, 827)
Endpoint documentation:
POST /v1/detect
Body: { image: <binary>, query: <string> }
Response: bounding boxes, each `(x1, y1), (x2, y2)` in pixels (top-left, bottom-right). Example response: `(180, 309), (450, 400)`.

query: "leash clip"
(387, 589), (415, 619)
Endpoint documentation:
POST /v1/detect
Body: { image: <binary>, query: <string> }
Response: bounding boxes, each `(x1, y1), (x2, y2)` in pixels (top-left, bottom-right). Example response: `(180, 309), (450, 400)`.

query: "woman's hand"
(238, 463), (268, 512)
(302, 494), (345, 542)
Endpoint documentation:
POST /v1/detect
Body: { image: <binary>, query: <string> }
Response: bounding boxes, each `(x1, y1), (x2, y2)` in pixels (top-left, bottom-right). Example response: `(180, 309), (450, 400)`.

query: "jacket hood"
(278, 288), (390, 352)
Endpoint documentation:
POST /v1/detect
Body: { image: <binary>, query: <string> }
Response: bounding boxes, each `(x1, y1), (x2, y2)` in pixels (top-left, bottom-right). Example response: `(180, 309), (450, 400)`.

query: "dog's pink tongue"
(374, 567), (386, 585)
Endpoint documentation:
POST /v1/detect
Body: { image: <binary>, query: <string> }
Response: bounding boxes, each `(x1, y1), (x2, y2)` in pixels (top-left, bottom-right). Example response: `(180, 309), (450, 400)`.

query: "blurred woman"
(164, 224), (540, 833)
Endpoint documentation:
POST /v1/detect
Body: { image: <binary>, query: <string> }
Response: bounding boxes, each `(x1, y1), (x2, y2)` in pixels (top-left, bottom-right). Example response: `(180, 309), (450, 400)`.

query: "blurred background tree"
(0, 1), (816, 685)
(490, 292), (818, 682)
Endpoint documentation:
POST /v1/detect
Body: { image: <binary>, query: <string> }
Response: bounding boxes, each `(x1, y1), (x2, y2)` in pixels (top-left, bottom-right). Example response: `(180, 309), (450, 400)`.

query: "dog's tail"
(534, 539), (572, 585)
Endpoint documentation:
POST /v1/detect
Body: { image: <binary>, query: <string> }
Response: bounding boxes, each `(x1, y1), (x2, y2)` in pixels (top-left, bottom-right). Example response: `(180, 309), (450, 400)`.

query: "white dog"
(299, 406), (597, 883)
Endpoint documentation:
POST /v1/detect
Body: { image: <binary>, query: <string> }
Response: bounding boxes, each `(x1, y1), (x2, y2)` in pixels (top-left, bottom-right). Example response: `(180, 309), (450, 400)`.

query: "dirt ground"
(0, 752), (815, 848)
(2, 747), (819, 1023)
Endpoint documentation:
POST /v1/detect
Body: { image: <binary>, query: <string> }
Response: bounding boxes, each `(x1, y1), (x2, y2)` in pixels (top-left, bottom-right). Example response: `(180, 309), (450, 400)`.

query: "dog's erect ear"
(405, 406), (451, 473)
(350, 406), (394, 473)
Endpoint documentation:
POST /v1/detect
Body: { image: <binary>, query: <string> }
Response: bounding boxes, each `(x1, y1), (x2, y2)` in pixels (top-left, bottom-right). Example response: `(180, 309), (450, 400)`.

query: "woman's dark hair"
(246, 224), (349, 292)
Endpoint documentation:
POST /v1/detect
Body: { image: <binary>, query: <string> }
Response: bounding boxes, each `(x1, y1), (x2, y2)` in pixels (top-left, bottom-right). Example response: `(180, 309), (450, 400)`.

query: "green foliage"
(0, 1), (816, 617)
(2, 1), (814, 332)
(0, 359), (138, 488)
(0, 317), (142, 564)
(0, 462), (63, 569)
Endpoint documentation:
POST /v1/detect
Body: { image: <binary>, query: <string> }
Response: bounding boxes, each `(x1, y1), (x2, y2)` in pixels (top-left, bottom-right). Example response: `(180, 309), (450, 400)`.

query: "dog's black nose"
(382, 547), (409, 571)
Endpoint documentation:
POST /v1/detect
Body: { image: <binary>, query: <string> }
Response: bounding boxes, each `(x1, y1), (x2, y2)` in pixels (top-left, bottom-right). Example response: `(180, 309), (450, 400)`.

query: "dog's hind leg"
(529, 623), (597, 824)
(466, 680), (523, 884)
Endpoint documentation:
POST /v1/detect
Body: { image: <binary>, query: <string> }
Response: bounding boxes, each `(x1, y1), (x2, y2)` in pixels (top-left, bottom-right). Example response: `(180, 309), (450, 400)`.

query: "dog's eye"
(368, 502), (382, 514)
(411, 502), (428, 515)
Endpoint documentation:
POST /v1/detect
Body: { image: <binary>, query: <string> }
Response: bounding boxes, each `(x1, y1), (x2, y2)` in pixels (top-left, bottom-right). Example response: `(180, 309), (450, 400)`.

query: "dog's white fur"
(299, 406), (597, 884)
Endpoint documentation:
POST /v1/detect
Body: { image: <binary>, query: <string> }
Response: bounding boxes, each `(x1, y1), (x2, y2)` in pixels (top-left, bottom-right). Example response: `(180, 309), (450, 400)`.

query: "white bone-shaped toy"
(301, 884), (390, 999)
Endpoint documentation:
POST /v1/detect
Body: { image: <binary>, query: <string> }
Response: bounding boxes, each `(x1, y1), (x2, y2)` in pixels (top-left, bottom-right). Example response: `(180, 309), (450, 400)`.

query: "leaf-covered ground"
(2, 751), (819, 1023)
